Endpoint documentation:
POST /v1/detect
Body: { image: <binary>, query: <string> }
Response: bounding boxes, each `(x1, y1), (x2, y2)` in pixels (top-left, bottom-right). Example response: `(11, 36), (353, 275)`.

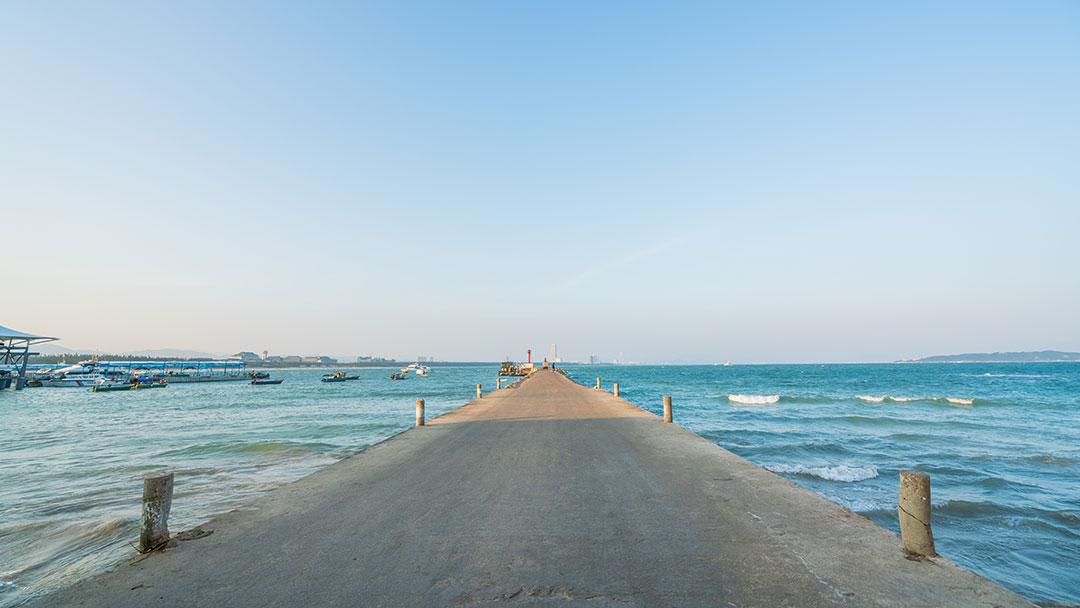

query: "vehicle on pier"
(498, 361), (533, 377)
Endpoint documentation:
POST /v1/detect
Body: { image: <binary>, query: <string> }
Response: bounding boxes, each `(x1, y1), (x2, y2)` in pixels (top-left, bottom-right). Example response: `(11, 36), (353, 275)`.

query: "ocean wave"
(158, 440), (338, 458)
(765, 463), (879, 482)
(1024, 453), (1077, 467)
(856, 395), (975, 406)
(728, 394), (780, 405)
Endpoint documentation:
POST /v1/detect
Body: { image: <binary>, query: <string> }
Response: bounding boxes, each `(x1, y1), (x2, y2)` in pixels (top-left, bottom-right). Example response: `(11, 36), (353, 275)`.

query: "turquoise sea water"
(1, 364), (1078, 606)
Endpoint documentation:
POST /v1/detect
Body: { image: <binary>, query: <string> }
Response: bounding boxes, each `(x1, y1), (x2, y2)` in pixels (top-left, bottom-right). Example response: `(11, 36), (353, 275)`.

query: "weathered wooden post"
(613, 383), (620, 398)
(663, 395), (673, 423)
(415, 399), (425, 427)
(476, 383), (482, 399)
(139, 471), (174, 553)
(899, 471), (936, 557)
(595, 376), (601, 389)
(496, 377), (502, 390)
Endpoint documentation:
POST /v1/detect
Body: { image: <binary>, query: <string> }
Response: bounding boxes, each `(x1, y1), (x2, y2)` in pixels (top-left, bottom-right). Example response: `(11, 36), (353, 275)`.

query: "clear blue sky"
(2, 2), (1078, 362)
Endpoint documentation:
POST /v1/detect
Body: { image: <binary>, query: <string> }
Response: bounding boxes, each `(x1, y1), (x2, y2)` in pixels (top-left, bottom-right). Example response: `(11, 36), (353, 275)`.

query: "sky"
(2, 1), (1079, 363)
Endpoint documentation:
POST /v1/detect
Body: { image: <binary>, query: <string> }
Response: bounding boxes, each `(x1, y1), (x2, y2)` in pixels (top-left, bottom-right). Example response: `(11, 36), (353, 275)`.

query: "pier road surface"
(34, 370), (1032, 607)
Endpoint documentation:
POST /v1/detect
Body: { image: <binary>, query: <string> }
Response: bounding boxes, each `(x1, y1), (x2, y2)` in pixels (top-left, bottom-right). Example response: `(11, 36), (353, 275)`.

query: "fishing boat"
(389, 371), (407, 380)
(251, 378), (283, 386)
(321, 371), (359, 382)
(91, 380), (168, 392)
(250, 371), (270, 379)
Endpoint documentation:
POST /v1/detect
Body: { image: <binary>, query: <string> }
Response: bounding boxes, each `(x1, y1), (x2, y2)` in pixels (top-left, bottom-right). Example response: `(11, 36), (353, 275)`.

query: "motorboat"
(251, 378), (283, 386)
(406, 363), (430, 377)
(91, 379), (168, 392)
(321, 371), (358, 383)
(36, 363), (108, 387)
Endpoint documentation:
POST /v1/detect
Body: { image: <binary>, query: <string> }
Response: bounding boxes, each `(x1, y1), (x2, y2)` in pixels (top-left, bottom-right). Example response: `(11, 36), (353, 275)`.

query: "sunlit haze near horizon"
(3, 2), (1079, 363)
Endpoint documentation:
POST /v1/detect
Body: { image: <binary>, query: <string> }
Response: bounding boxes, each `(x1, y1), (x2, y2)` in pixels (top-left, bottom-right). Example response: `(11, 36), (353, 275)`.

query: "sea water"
(1, 364), (1077, 606)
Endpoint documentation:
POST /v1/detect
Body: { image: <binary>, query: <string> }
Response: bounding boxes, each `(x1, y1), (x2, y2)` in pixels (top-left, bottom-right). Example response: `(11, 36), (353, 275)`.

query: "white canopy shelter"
(0, 325), (58, 390)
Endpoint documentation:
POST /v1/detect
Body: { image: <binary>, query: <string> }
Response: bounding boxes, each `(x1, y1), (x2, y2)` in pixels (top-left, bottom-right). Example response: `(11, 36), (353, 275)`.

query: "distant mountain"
(906, 351), (1080, 363)
(123, 348), (224, 359)
(33, 344), (223, 359)
(35, 343), (102, 355)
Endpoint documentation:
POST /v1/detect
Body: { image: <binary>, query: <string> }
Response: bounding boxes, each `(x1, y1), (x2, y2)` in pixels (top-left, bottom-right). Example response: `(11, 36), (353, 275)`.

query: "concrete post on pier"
(415, 399), (425, 427)
(663, 396), (673, 423)
(496, 378), (502, 390)
(899, 471), (936, 557)
(613, 383), (620, 398)
(139, 472), (174, 553)
(476, 384), (483, 399)
(595, 376), (601, 390)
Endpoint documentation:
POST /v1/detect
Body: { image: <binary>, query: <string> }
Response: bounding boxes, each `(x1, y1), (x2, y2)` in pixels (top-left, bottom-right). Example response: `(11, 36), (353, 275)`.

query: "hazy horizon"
(4, 2), (1079, 363)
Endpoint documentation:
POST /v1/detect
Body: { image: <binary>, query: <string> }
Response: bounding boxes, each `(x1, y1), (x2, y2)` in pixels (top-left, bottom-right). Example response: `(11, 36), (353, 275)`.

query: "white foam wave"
(857, 395), (919, 403)
(945, 397), (974, 406)
(766, 463), (879, 483)
(728, 394), (780, 405)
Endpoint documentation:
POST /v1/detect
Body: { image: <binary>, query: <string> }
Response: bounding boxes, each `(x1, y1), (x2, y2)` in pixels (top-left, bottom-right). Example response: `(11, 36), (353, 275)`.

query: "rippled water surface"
(2, 363), (1078, 605)
(0, 367), (496, 607)
(563, 363), (1080, 606)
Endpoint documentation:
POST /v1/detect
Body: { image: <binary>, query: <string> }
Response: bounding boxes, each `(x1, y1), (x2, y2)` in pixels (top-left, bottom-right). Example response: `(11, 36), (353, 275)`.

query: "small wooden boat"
(91, 381), (168, 393)
(322, 371), (359, 382)
(251, 378), (283, 386)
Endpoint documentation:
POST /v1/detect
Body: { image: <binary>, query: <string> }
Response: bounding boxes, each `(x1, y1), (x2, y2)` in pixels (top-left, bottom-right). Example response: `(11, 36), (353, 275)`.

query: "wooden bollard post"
(496, 378), (502, 390)
(415, 399), (425, 427)
(613, 383), (620, 398)
(595, 376), (601, 389)
(139, 471), (174, 553)
(663, 395), (673, 423)
(899, 471), (936, 557)
(476, 383), (482, 399)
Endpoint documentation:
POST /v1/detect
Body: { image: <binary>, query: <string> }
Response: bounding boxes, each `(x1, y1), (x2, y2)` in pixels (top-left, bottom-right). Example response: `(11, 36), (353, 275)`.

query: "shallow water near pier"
(1, 363), (1078, 606)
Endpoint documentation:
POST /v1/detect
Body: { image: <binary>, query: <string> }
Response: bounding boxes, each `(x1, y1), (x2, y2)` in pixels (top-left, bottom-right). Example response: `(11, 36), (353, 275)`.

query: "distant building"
(588, 354), (598, 365)
(302, 356), (337, 365)
(229, 351), (262, 363)
(283, 355), (303, 364)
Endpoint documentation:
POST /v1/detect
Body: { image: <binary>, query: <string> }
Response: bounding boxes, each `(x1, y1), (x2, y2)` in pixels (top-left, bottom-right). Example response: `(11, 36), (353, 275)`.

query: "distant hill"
(906, 351), (1080, 363)
(32, 344), (223, 359)
(35, 343), (101, 356)
(124, 348), (224, 359)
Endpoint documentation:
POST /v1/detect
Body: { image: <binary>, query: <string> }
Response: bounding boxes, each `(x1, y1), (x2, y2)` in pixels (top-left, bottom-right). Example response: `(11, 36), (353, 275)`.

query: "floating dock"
(31, 370), (1032, 607)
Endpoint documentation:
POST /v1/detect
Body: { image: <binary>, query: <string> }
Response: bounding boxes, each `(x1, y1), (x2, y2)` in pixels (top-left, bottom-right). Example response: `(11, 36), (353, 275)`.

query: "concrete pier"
(31, 370), (1031, 607)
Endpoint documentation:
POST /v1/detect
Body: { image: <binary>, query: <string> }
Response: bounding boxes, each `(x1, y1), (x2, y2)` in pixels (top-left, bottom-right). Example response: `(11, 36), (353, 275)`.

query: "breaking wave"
(856, 395), (975, 406)
(765, 463), (879, 482)
(728, 394), (780, 405)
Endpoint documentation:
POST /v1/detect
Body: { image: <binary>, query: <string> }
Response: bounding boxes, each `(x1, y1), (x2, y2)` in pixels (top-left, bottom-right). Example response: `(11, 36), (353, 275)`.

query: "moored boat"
(91, 380), (168, 392)
(251, 378), (283, 385)
(321, 371), (358, 382)
(35, 363), (109, 387)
